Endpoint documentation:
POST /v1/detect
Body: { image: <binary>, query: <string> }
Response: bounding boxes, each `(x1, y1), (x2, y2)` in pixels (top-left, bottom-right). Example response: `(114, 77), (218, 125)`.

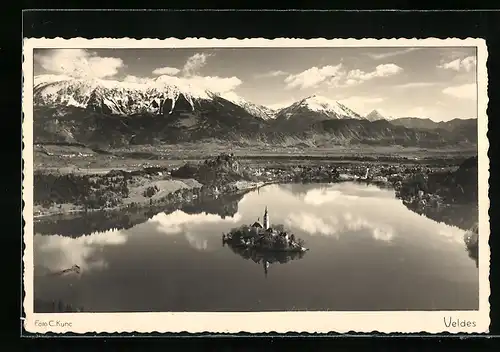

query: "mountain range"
(32, 75), (478, 149)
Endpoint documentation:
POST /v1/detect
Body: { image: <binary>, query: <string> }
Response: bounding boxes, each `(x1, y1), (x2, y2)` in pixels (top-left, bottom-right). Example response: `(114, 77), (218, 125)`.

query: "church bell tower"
(263, 206), (270, 230)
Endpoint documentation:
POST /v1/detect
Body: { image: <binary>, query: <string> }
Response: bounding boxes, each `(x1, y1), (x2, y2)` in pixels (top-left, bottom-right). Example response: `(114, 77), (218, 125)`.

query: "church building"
(263, 206), (270, 230)
(251, 206), (272, 234)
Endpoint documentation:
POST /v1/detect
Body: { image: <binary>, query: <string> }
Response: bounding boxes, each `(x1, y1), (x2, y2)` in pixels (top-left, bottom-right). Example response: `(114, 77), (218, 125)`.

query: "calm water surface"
(34, 182), (479, 312)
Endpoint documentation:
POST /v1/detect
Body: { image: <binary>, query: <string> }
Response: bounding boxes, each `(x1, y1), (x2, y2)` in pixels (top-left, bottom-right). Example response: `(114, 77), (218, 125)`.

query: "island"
(222, 206), (308, 253)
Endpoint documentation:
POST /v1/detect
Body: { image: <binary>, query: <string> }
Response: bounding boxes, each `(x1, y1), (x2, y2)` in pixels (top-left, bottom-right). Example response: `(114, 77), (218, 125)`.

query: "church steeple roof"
(263, 206), (270, 230)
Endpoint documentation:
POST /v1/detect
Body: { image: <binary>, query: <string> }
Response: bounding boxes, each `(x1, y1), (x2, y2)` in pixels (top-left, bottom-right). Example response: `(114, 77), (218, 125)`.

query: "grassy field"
(98, 143), (478, 159)
(33, 143), (477, 173)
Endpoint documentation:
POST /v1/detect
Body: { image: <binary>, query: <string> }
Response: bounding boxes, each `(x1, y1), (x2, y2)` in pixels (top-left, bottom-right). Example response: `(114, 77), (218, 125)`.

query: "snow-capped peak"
(279, 94), (362, 120)
(220, 92), (278, 120)
(220, 91), (246, 105)
(151, 75), (213, 100)
(33, 74), (73, 89)
(33, 74), (217, 115)
(33, 74), (282, 120)
(365, 109), (386, 121)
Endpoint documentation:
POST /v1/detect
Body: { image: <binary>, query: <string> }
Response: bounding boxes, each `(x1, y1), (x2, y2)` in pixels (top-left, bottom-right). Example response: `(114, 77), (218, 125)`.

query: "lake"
(33, 182), (479, 312)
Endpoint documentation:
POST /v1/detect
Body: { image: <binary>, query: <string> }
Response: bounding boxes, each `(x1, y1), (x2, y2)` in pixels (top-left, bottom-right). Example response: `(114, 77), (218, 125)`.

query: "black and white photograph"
(22, 38), (490, 334)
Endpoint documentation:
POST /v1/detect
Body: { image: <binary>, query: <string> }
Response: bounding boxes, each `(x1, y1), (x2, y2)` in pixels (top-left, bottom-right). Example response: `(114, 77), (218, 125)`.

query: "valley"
(34, 150), (479, 272)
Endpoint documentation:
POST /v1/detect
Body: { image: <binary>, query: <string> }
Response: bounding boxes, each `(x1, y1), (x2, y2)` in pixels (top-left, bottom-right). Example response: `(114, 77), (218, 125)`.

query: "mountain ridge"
(365, 109), (386, 122)
(32, 75), (478, 149)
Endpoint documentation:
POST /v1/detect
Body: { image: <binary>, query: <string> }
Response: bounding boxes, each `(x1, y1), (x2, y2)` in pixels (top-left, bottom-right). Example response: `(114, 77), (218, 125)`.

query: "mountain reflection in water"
(34, 182), (479, 312)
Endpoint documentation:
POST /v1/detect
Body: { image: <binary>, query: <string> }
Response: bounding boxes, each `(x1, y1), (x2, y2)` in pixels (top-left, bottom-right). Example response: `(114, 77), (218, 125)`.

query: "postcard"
(22, 37), (490, 334)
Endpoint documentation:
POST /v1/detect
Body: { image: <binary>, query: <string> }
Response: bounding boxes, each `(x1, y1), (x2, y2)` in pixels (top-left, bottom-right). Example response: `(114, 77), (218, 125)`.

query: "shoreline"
(32, 154), (479, 267)
(33, 179), (271, 221)
(31, 153), (476, 226)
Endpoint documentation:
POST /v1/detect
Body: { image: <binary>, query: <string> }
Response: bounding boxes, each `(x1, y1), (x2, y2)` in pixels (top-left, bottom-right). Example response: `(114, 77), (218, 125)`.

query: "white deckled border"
(22, 37), (490, 334)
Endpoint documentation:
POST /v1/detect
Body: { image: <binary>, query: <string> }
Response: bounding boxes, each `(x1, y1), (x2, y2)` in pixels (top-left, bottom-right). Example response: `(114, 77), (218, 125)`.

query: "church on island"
(250, 206), (292, 244)
(222, 206), (309, 278)
(251, 206), (269, 230)
(222, 205), (306, 253)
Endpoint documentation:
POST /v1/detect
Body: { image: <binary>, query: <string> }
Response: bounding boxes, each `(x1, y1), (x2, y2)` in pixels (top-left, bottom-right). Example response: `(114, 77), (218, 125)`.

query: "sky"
(33, 47), (478, 121)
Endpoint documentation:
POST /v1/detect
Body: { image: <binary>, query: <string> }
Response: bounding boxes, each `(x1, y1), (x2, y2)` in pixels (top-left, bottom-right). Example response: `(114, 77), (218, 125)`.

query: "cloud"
(438, 225), (467, 244)
(284, 64), (344, 90)
(302, 189), (357, 206)
(123, 74), (242, 94)
(442, 83), (476, 100)
(440, 49), (475, 60)
(152, 66), (180, 76)
(300, 183), (390, 205)
(150, 210), (242, 251)
(180, 75), (243, 94)
(178, 52), (240, 93)
(283, 63), (404, 89)
(365, 48), (420, 60)
(256, 70), (289, 78)
(124, 52), (241, 95)
(34, 49), (239, 95)
(123, 75), (151, 84)
(372, 227), (395, 241)
(285, 211), (394, 242)
(192, 76), (242, 93)
(285, 213), (340, 237)
(34, 49), (124, 79)
(395, 82), (438, 89)
(34, 230), (127, 273)
(151, 210), (241, 234)
(342, 212), (395, 242)
(184, 233), (210, 251)
(220, 91), (244, 103)
(182, 52), (212, 76)
(34, 74), (73, 87)
(343, 64), (403, 86)
(438, 56), (476, 72)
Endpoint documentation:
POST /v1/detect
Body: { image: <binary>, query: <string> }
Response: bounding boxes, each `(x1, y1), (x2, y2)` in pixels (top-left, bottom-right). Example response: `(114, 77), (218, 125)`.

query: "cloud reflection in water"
(34, 229), (127, 273)
(34, 210), (242, 273)
(285, 211), (395, 242)
(267, 184), (398, 242)
(149, 210), (242, 251)
(34, 182), (470, 276)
